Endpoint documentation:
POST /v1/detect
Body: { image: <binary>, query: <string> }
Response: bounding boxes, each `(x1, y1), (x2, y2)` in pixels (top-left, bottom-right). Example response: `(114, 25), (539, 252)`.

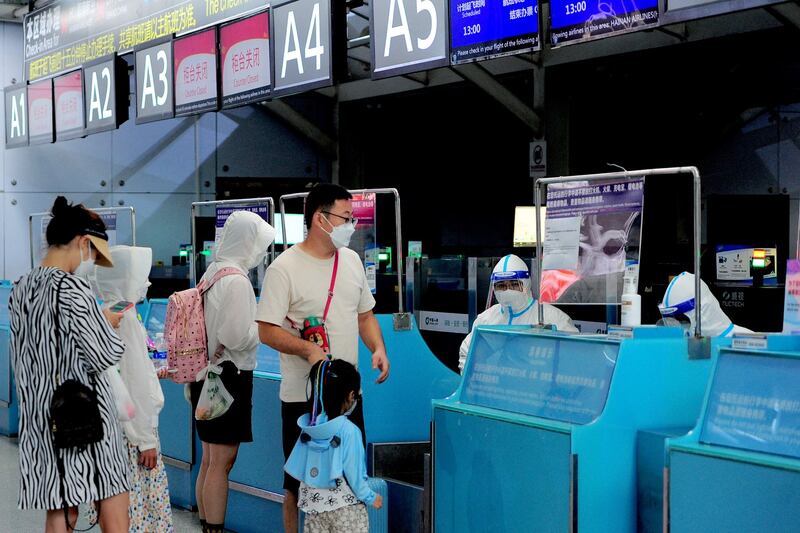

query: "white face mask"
(74, 241), (96, 279)
(322, 216), (356, 249)
(496, 289), (530, 311)
(137, 281), (152, 303)
(343, 398), (358, 417)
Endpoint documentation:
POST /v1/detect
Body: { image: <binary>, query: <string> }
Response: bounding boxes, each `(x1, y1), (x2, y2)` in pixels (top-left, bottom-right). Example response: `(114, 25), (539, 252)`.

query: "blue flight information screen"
(550, 0), (658, 46)
(450, 0), (540, 64)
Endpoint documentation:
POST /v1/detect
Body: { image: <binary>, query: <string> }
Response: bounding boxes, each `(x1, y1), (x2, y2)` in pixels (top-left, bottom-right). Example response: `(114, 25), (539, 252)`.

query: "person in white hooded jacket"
(459, 255), (578, 373)
(190, 210), (275, 533)
(94, 245), (173, 532)
(659, 271), (753, 337)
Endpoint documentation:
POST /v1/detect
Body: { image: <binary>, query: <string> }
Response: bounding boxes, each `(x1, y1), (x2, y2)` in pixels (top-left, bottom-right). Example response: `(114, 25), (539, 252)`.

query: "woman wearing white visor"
(458, 254), (578, 373)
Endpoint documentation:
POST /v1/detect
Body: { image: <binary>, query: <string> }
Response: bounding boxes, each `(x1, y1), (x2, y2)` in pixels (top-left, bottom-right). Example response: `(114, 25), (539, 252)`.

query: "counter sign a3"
(371, 0), (449, 78)
(4, 84), (28, 148)
(272, 0), (334, 97)
(135, 39), (175, 124)
(83, 55), (129, 135)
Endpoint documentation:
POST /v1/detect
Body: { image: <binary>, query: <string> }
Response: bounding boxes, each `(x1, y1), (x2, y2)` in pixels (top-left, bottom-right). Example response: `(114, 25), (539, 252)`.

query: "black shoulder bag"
(49, 274), (104, 531)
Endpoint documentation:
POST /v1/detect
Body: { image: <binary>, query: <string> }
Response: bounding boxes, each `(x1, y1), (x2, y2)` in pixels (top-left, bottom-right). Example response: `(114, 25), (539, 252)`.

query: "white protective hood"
(95, 246), (164, 450)
(212, 210), (276, 273)
(661, 271), (753, 337)
(95, 245), (152, 304)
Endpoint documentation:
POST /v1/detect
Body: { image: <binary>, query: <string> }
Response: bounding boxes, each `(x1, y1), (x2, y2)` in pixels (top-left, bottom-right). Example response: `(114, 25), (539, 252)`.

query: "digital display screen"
(550, 0), (658, 46)
(450, 0), (539, 63)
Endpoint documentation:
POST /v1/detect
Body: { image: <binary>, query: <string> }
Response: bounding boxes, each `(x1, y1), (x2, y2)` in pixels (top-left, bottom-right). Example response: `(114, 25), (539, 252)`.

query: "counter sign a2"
(272, 0), (334, 97)
(371, 0), (449, 78)
(83, 55), (129, 135)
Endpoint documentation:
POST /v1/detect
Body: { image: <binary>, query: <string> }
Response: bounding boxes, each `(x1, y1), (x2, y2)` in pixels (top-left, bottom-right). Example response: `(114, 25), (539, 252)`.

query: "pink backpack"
(164, 267), (246, 383)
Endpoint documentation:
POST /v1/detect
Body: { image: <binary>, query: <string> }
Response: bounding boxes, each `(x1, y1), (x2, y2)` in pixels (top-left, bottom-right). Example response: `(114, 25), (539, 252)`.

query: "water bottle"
(152, 332), (168, 370)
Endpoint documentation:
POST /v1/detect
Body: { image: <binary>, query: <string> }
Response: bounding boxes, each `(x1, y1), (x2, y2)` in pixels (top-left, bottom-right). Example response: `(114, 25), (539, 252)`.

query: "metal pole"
(535, 183), (544, 328)
(190, 204), (197, 288)
(535, 166), (703, 337)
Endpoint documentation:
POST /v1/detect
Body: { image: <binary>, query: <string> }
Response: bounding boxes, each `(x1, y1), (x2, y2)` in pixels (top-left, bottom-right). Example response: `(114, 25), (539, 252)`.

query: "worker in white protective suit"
(94, 245), (174, 531)
(458, 254), (578, 373)
(658, 271), (753, 337)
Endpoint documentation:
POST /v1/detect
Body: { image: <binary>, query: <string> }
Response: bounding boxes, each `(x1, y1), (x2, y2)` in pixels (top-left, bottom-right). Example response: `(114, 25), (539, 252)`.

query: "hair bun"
(51, 196), (71, 218)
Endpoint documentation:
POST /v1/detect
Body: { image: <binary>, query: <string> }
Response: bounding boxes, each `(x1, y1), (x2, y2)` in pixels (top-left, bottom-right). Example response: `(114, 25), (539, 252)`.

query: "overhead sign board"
(450, 0), (540, 64)
(220, 11), (272, 107)
(4, 84), (29, 149)
(174, 28), (220, 116)
(135, 39), (175, 124)
(54, 70), (84, 141)
(272, 0), (334, 97)
(82, 55), (128, 135)
(24, 0), (270, 82)
(371, 0), (449, 78)
(28, 78), (54, 145)
(549, 0), (658, 46)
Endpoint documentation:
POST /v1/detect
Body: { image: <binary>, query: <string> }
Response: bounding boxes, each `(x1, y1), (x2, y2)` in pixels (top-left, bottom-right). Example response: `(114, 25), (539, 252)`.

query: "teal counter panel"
(434, 407), (571, 533)
(670, 450), (800, 533)
(159, 380), (193, 464)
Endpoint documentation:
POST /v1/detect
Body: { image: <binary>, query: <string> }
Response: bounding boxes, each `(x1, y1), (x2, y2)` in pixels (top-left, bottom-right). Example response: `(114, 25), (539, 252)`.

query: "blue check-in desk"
(0, 280), (17, 437)
(667, 335), (800, 533)
(433, 325), (713, 533)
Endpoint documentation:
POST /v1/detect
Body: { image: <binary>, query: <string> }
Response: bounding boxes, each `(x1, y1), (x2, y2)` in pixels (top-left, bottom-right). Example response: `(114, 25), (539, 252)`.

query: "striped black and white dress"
(9, 267), (130, 510)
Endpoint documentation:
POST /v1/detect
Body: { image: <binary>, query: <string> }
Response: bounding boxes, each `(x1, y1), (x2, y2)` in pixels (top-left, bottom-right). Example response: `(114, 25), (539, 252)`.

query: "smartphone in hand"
(108, 300), (135, 313)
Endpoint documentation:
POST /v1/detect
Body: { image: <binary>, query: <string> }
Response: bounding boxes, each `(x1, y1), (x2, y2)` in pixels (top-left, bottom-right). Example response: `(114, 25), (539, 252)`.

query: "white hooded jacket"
(458, 255), (578, 373)
(201, 210), (276, 371)
(95, 246), (164, 451)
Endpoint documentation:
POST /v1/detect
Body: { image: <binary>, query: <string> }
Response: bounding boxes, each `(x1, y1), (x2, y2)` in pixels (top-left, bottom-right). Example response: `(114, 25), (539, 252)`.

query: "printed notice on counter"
(461, 329), (618, 424)
(419, 311), (470, 334)
(731, 334), (768, 351)
(541, 216), (581, 270)
(701, 351), (800, 459)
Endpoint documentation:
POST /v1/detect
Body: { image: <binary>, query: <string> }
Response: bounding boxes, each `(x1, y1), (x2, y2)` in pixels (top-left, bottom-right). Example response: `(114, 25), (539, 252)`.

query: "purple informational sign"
(546, 179), (644, 219)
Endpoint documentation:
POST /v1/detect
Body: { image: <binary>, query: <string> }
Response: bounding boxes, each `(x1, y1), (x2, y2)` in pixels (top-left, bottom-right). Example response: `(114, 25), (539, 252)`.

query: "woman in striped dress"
(10, 196), (131, 532)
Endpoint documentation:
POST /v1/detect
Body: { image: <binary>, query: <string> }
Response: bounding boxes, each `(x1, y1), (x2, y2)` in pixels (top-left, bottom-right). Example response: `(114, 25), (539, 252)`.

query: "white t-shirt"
(256, 245), (375, 402)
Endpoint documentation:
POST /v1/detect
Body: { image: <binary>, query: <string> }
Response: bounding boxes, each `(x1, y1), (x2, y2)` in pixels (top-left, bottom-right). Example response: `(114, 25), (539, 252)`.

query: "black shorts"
(282, 399), (367, 495)
(190, 361), (254, 444)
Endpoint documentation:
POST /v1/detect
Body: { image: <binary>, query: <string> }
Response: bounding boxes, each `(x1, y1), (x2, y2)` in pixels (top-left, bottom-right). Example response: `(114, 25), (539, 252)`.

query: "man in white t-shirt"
(256, 183), (390, 533)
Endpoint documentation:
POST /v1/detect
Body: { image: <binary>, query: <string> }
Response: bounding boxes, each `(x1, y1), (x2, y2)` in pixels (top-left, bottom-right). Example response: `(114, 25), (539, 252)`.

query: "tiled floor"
(0, 435), (201, 532)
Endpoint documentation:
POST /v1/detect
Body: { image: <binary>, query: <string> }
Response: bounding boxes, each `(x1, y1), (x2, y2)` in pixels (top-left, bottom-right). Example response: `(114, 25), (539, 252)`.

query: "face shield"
(657, 297), (695, 331)
(491, 270), (530, 291)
